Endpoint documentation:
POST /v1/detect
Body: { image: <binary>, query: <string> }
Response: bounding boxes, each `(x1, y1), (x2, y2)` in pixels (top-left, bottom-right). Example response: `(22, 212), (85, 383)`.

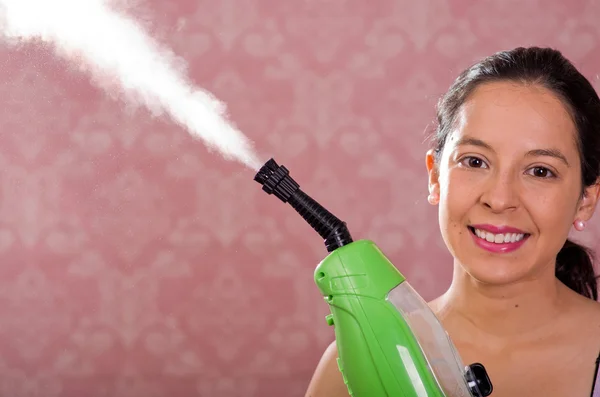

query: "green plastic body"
(314, 239), (473, 397)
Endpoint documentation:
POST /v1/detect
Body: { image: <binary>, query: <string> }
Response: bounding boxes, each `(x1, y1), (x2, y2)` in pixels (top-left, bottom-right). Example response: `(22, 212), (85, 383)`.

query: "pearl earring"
(427, 194), (438, 205)
(574, 219), (586, 231)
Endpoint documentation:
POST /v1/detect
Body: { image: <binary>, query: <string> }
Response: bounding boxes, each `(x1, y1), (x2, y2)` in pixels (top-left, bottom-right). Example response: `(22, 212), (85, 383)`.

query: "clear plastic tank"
(387, 282), (485, 397)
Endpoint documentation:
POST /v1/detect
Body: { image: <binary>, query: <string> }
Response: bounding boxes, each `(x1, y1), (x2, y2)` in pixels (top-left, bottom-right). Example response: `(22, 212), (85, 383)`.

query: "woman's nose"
(479, 171), (519, 212)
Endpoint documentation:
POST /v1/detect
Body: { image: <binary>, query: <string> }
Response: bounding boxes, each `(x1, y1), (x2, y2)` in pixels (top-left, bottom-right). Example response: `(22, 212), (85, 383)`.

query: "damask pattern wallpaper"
(0, 0), (598, 396)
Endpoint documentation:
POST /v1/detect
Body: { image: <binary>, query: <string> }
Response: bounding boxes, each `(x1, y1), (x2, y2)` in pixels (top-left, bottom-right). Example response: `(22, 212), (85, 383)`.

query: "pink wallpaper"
(0, 0), (599, 396)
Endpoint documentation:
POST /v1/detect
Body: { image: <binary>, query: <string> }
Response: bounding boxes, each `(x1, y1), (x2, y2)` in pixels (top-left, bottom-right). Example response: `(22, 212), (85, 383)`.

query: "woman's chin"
(459, 262), (535, 287)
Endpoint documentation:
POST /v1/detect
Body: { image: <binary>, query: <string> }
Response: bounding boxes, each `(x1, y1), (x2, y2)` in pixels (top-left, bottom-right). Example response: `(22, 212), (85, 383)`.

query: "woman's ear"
(575, 181), (600, 222)
(426, 149), (440, 205)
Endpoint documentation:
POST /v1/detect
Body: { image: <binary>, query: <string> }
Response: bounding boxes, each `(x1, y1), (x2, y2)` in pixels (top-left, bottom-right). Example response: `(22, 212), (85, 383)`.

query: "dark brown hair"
(432, 47), (600, 301)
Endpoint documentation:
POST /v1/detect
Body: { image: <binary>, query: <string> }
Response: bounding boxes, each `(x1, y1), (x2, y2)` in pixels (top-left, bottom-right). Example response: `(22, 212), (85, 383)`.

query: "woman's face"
(426, 81), (599, 285)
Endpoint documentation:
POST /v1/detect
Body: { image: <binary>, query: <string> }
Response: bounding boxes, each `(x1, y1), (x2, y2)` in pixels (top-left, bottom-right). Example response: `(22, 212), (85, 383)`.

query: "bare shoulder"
(571, 291), (600, 325)
(564, 291), (600, 350)
(582, 299), (600, 350)
(582, 297), (600, 333)
(304, 341), (349, 397)
(566, 296), (600, 374)
(587, 297), (600, 317)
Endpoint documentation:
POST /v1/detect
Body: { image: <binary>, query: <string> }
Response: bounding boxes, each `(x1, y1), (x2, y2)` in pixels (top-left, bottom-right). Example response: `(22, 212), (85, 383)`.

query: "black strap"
(591, 352), (600, 397)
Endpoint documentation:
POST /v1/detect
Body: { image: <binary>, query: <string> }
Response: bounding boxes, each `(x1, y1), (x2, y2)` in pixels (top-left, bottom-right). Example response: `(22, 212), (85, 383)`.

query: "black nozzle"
(254, 158), (353, 252)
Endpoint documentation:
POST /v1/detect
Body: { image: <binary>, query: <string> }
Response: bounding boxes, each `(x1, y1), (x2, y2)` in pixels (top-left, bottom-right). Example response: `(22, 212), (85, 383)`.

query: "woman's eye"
(527, 166), (555, 178)
(460, 156), (487, 168)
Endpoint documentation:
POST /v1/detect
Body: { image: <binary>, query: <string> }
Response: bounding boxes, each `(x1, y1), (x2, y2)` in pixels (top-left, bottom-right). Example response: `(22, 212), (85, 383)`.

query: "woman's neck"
(433, 261), (570, 346)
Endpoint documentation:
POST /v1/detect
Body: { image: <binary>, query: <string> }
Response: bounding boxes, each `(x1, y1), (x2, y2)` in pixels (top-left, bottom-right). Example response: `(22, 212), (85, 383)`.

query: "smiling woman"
(304, 47), (600, 397)
(427, 49), (599, 301)
(428, 81), (588, 285)
(423, 47), (600, 397)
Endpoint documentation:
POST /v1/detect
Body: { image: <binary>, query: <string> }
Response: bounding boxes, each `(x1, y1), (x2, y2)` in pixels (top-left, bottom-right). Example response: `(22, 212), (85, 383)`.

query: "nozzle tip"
(254, 158), (279, 186)
(253, 158), (299, 203)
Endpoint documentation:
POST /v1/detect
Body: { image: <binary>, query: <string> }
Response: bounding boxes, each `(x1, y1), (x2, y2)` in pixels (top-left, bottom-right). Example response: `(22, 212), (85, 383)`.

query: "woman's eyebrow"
(455, 136), (570, 167)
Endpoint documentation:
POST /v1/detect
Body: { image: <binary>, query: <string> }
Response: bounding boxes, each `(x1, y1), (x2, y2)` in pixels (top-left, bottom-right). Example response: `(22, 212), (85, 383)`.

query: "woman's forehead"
(449, 81), (578, 153)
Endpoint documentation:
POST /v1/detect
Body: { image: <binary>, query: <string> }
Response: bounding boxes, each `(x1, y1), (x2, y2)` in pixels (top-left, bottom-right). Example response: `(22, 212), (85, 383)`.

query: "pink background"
(0, 0), (599, 396)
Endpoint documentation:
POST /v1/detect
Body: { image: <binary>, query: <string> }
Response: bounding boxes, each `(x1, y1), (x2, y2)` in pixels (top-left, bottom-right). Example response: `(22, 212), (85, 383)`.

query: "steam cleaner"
(254, 158), (493, 397)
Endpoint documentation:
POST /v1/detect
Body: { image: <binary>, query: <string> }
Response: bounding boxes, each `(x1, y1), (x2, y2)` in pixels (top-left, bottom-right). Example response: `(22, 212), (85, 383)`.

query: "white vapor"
(0, 0), (263, 171)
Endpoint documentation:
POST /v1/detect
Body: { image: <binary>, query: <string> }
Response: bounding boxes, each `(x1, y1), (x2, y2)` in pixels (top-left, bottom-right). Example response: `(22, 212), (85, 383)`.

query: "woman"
(304, 47), (600, 397)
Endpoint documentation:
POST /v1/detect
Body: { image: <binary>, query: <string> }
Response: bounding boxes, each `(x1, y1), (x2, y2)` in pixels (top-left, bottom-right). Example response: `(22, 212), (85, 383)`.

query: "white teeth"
(473, 228), (525, 244)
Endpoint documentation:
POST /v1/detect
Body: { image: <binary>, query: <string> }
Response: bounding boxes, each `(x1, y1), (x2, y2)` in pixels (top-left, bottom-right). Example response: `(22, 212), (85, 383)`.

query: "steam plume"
(0, 0), (262, 171)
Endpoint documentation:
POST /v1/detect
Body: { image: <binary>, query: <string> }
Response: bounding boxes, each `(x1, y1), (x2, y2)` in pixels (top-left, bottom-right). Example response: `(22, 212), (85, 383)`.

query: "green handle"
(314, 240), (445, 397)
